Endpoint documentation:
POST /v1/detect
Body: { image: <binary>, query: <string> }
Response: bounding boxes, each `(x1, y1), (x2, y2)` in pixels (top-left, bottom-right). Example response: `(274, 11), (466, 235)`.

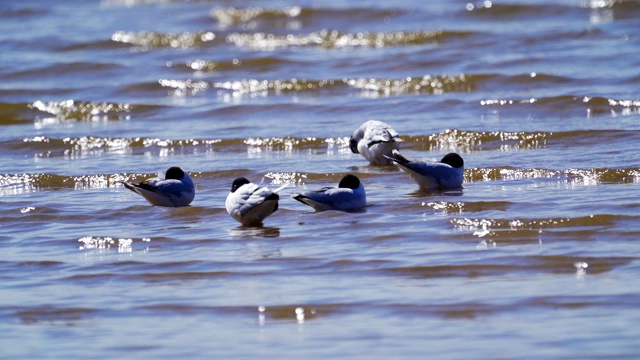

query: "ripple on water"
(451, 214), (625, 231)
(3, 126), (636, 160)
(478, 95), (640, 118)
(25, 99), (141, 128)
(384, 255), (635, 278)
(211, 6), (302, 26)
(154, 75), (477, 97)
(110, 30), (217, 50)
(1, 165), (639, 195)
(209, 6), (410, 28)
(450, 214), (640, 246)
(9, 129), (640, 159)
(466, 167), (640, 185)
(175, 57), (290, 74)
(225, 29), (470, 49)
(422, 200), (513, 214)
(15, 306), (99, 325)
(1, 0), (639, 358)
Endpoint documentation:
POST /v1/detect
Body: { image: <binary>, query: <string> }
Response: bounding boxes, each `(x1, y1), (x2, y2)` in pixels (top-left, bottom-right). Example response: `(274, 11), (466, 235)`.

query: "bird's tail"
(121, 181), (138, 193)
(273, 183), (289, 193)
(386, 129), (404, 142)
(257, 176), (288, 193)
(384, 149), (409, 164)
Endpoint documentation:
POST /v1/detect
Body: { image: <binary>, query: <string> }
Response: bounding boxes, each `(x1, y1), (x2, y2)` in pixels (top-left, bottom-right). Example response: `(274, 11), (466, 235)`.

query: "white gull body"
(349, 120), (402, 165)
(226, 177), (283, 226)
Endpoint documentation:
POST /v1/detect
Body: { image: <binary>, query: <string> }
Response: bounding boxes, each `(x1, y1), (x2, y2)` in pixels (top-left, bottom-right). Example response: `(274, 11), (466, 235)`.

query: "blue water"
(1, 0), (640, 358)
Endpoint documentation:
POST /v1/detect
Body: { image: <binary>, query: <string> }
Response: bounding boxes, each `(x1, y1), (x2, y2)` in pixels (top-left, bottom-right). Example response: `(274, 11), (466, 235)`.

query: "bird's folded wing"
(367, 126), (399, 144)
(154, 179), (189, 198)
(124, 180), (168, 198)
(237, 187), (276, 215)
(403, 161), (453, 180)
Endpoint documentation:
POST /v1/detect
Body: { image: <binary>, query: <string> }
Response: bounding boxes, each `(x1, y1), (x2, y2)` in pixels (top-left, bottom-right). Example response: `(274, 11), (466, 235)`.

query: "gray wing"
(125, 177), (168, 196)
(404, 161), (454, 180)
(365, 121), (400, 146)
(236, 185), (276, 215)
(297, 187), (362, 210)
(299, 187), (336, 202)
(154, 179), (191, 197)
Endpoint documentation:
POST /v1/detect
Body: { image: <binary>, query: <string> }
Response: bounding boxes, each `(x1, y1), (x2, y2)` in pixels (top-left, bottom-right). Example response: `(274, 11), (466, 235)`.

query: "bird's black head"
(441, 153), (464, 168)
(165, 166), (185, 180)
(338, 174), (361, 189)
(349, 137), (359, 154)
(230, 177), (251, 193)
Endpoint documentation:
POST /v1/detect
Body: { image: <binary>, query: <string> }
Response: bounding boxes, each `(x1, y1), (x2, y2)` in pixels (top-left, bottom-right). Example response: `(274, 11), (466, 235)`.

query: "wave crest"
(226, 29), (463, 49)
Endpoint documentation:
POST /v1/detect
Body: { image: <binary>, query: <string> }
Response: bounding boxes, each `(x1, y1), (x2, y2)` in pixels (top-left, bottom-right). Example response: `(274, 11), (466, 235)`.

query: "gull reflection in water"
(228, 226), (281, 238)
(258, 306), (266, 326)
(588, 0), (614, 24)
(575, 261), (588, 279)
(295, 307), (305, 324)
(409, 187), (464, 198)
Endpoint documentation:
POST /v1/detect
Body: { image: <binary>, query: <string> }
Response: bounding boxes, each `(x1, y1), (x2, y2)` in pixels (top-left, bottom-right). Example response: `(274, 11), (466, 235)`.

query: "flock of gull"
(123, 120), (465, 226)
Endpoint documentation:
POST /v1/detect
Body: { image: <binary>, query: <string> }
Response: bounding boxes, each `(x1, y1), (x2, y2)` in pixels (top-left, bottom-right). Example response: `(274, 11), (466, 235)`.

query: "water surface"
(1, 0), (640, 358)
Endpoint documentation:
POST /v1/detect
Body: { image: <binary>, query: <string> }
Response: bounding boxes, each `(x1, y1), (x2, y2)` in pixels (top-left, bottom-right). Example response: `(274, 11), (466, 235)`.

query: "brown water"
(1, 0), (640, 358)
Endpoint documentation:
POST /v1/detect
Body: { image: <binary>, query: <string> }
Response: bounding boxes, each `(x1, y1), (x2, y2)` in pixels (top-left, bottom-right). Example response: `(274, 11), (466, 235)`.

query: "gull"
(123, 166), (195, 207)
(291, 174), (366, 211)
(386, 149), (464, 189)
(349, 120), (402, 165)
(226, 177), (284, 226)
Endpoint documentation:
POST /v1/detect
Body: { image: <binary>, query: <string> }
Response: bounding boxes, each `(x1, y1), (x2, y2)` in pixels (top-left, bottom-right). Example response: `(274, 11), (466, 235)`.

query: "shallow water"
(1, 0), (640, 358)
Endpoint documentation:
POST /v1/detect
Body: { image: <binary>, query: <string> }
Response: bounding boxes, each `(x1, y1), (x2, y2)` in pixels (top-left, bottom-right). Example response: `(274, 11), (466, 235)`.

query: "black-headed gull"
(123, 166), (195, 207)
(291, 174), (366, 211)
(349, 120), (402, 165)
(386, 149), (464, 189)
(226, 177), (283, 226)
